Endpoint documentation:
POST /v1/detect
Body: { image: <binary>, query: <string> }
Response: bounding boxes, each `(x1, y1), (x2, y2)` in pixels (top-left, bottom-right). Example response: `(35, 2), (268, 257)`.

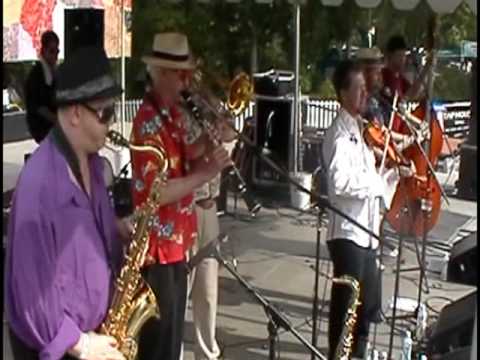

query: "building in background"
(3, 0), (132, 62)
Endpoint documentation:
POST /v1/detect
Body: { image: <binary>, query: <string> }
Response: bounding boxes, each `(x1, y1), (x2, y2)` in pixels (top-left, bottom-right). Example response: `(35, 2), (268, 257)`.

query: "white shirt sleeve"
(378, 167), (400, 209)
(325, 136), (383, 200)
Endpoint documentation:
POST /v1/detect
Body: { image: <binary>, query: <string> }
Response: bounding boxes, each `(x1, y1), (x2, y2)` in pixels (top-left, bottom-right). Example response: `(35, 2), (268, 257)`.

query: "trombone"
(181, 71), (261, 216)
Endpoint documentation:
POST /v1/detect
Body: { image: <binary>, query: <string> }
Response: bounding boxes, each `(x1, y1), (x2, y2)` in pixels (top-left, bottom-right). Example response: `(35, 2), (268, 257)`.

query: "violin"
(362, 120), (409, 168)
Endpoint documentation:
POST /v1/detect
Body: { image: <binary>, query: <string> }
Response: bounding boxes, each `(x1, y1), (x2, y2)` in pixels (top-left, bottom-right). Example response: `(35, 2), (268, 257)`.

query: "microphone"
(264, 110), (275, 148)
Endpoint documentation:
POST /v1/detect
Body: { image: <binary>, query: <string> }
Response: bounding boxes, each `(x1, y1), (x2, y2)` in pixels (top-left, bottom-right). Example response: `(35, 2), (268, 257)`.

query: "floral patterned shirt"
(180, 105), (221, 201)
(131, 93), (197, 265)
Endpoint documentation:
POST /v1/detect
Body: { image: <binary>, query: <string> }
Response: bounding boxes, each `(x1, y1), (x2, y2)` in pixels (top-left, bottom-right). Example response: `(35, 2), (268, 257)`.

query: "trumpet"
(181, 71), (261, 216)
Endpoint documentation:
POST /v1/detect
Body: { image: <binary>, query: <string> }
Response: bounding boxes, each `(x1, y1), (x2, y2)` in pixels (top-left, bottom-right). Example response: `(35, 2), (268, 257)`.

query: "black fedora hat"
(55, 46), (122, 106)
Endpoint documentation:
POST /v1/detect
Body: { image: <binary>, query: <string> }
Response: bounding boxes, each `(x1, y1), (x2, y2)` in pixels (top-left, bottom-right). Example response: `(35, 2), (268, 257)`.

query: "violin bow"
(379, 92), (399, 174)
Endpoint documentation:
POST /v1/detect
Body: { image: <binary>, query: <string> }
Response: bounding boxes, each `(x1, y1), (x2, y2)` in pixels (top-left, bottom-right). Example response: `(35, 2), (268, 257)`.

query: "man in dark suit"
(25, 30), (59, 143)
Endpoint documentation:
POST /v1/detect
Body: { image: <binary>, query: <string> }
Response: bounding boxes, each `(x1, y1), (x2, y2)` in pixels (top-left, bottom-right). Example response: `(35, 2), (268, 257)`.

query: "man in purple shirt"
(5, 47), (130, 360)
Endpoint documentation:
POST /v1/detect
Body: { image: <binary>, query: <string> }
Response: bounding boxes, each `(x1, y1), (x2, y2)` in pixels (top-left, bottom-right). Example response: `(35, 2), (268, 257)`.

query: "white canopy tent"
(165, 0), (476, 12)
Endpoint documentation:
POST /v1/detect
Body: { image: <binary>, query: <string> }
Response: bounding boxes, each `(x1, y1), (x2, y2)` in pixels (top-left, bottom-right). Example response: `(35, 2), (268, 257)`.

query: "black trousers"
(137, 261), (188, 360)
(8, 328), (76, 360)
(327, 239), (382, 360)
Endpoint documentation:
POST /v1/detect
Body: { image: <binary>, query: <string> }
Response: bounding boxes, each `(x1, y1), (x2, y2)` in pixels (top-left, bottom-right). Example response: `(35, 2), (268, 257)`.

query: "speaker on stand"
(457, 59), (477, 200)
(447, 232), (477, 286)
(252, 95), (293, 186)
(64, 8), (104, 59)
(252, 69), (294, 188)
(427, 290), (476, 360)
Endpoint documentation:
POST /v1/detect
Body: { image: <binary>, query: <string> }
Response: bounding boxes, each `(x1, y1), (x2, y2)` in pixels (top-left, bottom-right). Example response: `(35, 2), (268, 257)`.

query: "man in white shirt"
(322, 60), (414, 360)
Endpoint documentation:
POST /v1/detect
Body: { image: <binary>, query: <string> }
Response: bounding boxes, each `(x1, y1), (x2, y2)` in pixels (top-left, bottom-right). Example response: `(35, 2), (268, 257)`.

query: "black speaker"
(457, 60), (477, 200)
(447, 232), (477, 286)
(253, 97), (293, 184)
(428, 290), (476, 356)
(457, 144), (477, 201)
(253, 70), (294, 96)
(435, 346), (471, 360)
(64, 9), (104, 59)
(110, 178), (133, 218)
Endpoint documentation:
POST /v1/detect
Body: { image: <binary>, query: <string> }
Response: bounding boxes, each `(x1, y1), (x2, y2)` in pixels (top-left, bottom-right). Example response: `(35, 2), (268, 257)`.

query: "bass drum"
(310, 165), (328, 208)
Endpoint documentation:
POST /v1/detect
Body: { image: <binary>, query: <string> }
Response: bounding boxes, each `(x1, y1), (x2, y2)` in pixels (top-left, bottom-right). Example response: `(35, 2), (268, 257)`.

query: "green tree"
(126, 0), (476, 100)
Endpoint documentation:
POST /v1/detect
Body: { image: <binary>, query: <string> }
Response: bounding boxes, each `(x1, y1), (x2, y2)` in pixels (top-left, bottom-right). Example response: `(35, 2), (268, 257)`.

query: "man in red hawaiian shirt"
(131, 32), (230, 360)
(381, 35), (432, 133)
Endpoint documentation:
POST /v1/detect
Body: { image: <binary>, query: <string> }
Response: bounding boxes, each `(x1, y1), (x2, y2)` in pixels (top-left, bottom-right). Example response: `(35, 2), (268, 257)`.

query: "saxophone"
(99, 130), (167, 360)
(332, 275), (361, 360)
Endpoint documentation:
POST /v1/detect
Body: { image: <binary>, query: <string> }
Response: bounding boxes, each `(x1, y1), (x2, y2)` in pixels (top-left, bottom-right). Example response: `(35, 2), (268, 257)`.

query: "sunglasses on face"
(169, 69), (193, 83)
(81, 103), (116, 124)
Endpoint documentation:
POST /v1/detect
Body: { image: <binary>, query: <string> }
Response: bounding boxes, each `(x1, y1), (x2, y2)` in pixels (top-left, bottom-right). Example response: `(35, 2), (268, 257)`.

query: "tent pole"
(292, 3), (301, 174)
(120, 0), (126, 137)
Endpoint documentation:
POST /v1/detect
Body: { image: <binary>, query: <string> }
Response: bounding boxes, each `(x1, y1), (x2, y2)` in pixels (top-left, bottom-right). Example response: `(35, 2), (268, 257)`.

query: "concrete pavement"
(3, 129), (476, 360)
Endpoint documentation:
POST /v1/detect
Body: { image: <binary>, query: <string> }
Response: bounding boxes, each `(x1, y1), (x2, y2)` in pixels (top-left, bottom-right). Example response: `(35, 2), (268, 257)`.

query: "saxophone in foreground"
(332, 275), (361, 360)
(100, 130), (168, 359)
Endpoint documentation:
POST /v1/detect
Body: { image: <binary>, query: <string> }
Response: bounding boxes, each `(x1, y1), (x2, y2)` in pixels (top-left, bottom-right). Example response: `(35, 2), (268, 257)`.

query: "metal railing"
(115, 98), (466, 136)
(114, 99), (255, 131)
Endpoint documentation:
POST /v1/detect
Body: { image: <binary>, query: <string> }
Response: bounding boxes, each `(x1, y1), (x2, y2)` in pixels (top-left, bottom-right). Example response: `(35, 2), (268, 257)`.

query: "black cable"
(276, 333), (280, 360)
(424, 295), (453, 315)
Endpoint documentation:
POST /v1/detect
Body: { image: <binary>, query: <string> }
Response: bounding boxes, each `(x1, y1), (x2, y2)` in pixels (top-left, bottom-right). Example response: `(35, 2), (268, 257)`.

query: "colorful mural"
(3, 0), (132, 62)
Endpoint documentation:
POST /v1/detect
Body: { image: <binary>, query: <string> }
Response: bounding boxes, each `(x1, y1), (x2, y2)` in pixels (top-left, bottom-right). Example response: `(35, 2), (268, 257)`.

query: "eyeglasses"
(81, 103), (116, 124)
(171, 69), (193, 83)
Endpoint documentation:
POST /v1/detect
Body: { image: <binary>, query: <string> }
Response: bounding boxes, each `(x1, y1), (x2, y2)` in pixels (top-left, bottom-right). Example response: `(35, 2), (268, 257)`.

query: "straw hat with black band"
(355, 47), (384, 66)
(142, 32), (196, 70)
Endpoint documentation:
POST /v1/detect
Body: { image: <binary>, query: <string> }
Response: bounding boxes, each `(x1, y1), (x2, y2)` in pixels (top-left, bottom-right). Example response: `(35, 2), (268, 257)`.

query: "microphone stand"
(225, 120), (382, 243)
(187, 234), (327, 359)
(310, 204), (328, 360)
(387, 175), (410, 360)
(374, 94), (410, 360)
(225, 109), (399, 360)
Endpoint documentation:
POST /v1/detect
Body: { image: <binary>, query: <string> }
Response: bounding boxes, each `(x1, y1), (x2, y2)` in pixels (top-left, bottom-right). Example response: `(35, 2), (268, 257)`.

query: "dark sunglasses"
(172, 69), (193, 83)
(81, 103), (116, 124)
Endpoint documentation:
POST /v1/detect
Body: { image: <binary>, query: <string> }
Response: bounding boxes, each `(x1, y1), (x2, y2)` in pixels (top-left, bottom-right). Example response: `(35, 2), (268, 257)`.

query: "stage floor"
(179, 196), (476, 360)
(3, 128), (477, 360)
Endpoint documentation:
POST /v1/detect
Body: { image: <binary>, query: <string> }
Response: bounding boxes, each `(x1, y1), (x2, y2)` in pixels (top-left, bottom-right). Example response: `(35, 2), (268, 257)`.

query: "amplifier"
(428, 290), (476, 355)
(447, 231), (477, 286)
